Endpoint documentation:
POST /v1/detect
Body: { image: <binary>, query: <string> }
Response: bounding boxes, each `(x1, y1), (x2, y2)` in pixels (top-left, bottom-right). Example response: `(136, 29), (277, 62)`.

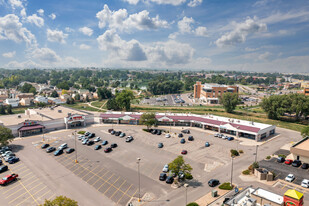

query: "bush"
(185, 173), (193, 180)
(142, 129), (149, 132)
(230, 149), (239, 157)
(239, 150), (244, 154)
(252, 162), (259, 169)
(266, 156), (271, 160)
(219, 182), (233, 190)
(248, 164), (253, 172)
(187, 203), (199, 206)
(78, 131), (85, 134)
(242, 169), (250, 175)
(278, 154), (286, 158)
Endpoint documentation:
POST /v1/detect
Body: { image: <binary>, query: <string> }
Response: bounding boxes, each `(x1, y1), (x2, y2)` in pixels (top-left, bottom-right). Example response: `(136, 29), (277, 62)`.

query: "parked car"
(208, 179), (220, 187)
(104, 147), (112, 153)
(228, 137), (234, 141)
(111, 131), (116, 135)
(214, 133), (220, 137)
(292, 160), (302, 167)
(188, 136), (194, 141)
(82, 139), (88, 145)
(284, 159), (293, 165)
(301, 179), (309, 188)
(157, 130), (162, 135)
(111, 143), (118, 148)
(180, 138), (186, 144)
(54, 149), (63, 156)
(1, 151), (12, 158)
(181, 150), (187, 155)
(285, 174), (295, 182)
(78, 135), (85, 140)
(277, 157), (285, 163)
(94, 145), (102, 150)
(181, 129), (190, 134)
(94, 137), (101, 142)
(159, 173), (167, 181)
(126, 136), (134, 142)
(8, 157), (19, 164)
(58, 143), (68, 150)
(0, 159), (2, 165)
(115, 131), (121, 136)
(120, 133), (126, 137)
(165, 134), (171, 138)
(301, 163), (309, 169)
(4, 154), (16, 162)
(41, 144), (49, 149)
(108, 129), (114, 133)
(162, 164), (169, 173)
(151, 129), (157, 134)
(84, 132), (91, 136)
(178, 133), (183, 138)
(205, 142), (210, 147)
(166, 176), (174, 184)
(0, 174), (18, 186)
(65, 148), (75, 154)
(102, 140), (108, 146)
(0, 165), (8, 173)
(222, 135), (228, 140)
(0, 146), (11, 154)
(158, 143), (164, 148)
(46, 147), (56, 153)
(87, 140), (94, 146)
(86, 133), (95, 138)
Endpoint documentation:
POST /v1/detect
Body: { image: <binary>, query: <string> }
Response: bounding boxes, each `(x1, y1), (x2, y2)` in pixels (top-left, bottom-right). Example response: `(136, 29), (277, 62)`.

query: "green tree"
(301, 126), (309, 138)
(0, 126), (14, 146)
(20, 83), (34, 93)
(40, 195), (78, 206)
(115, 90), (134, 111)
(7, 105), (13, 114)
(74, 93), (80, 101)
(220, 93), (240, 113)
(0, 105), (6, 114)
(106, 98), (120, 110)
(86, 95), (90, 102)
(97, 88), (112, 100)
(51, 90), (59, 98)
(139, 112), (157, 129)
(168, 156), (193, 179)
(29, 87), (37, 95)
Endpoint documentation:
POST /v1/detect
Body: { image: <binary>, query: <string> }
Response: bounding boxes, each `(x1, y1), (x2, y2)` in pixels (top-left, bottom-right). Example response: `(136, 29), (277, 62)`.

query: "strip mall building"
(100, 112), (276, 141)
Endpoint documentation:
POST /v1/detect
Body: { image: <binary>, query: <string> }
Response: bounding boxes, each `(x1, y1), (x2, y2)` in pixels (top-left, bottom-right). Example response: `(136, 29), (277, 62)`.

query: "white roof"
(252, 188), (283, 204)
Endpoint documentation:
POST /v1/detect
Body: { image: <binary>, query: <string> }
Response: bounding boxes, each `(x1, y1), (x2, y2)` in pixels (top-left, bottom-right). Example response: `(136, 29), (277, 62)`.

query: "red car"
(285, 159), (293, 165)
(181, 150), (187, 155)
(0, 174), (18, 186)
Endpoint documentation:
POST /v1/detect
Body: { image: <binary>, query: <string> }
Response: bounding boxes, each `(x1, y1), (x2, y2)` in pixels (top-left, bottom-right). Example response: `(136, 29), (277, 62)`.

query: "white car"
(94, 137), (101, 142)
(162, 164), (169, 173)
(78, 135), (85, 140)
(285, 174), (295, 182)
(58, 143), (68, 150)
(301, 179), (309, 188)
(165, 134), (171, 138)
(214, 133), (220, 137)
(1, 151), (12, 157)
(222, 135), (228, 140)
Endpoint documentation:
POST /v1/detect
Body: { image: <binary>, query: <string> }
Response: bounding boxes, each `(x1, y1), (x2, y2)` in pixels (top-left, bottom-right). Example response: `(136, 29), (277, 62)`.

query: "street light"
(255, 145), (259, 163)
(230, 156), (234, 188)
(184, 183), (189, 206)
(74, 130), (78, 163)
(137, 158), (141, 202)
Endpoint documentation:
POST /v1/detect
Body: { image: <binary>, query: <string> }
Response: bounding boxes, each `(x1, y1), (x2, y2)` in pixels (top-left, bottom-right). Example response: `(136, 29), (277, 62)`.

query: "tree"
(62, 90), (68, 95)
(0, 126), (14, 146)
(97, 88), (112, 100)
(220, 93), (240, 113)
(115, 90), (134, 111)
(168, 156), (193, 179)
(20, 83), (34, 93)
(86, 95), (90, 102)
(140, 112), (157, 129)
(40, 196), (78, 206)
(106, 98), (120, 110)
(51, 90), (59, 98)
(0, 105), (6, 114)
(301, 126), (309, 138)
(29, 87), (37, 95)
(7, 105), (13, 114)
(74, 93), (80, 101)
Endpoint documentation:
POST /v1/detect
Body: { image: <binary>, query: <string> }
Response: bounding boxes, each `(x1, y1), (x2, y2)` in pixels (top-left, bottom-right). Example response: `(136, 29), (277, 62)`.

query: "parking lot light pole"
(255, 145), (258, 163)
(137, 158), (141, 202)
(74, 130), (78, 163)
(230, 156), (234, 188)
(184, 183), (189, 206)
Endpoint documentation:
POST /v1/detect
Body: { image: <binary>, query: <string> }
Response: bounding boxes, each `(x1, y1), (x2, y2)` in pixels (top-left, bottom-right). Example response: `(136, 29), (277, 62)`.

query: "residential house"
(19, 98), (32, 106)
(34, 96), (49, 104)
(4, 98), (20, 107)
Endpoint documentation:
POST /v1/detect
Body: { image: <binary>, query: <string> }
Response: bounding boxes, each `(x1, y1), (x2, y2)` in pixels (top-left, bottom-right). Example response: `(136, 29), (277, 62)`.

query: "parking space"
(0, 160), (55, 206)
(273, 180), (309, 195)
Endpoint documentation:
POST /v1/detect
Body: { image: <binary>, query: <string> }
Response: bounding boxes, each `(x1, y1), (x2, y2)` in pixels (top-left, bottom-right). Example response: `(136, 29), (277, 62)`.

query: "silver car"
(162, 164), (169, 173)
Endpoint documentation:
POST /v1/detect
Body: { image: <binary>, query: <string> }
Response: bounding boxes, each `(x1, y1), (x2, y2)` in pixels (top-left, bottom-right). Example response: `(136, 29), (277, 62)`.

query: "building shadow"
(9, 144), (25, 153)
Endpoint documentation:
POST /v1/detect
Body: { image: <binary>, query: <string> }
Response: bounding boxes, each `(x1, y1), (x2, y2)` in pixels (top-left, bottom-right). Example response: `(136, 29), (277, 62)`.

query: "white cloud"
(258, 51), (272, 60)
(0, 14), (37, 46)
(195, 26), (207, 37)
(79, 27), (93, 36)
(96, 4), (168, 32)
(37, 9), (44, 16)
(124, 0), (140, 4)
(6, 60), (40, 68)
(178, 16), (194, 34)
(20, 8), (26, 18)
(27, 14), (44, 27)
(215, 17), (267, 47)
(149, 0), (186, 6)
(79, 44), (91, 50)
(47, 29), (68, 44)
(261, 10), (309, 24)
(245, 47), (259, 52)
(65, 27), (74, 32)
(8, 0), (23, 9)
(188, 0), (202, 7)
(2, 51), (16, 58)
(31, 47), (61, 63)
(49, 13), (56, 20)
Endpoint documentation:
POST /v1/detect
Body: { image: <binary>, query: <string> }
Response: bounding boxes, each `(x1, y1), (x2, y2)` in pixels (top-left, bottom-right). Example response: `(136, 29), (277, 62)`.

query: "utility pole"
(137, 158), (141, 202)
(230, 156), (234, 188)
(74, 130), (78, 163)
(255, 145), (258, 163)
(184, 183), (189, 206)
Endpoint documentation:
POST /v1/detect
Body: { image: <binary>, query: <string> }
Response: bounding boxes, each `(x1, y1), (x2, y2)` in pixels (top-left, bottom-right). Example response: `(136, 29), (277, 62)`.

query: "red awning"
(18, 125), (45, 131)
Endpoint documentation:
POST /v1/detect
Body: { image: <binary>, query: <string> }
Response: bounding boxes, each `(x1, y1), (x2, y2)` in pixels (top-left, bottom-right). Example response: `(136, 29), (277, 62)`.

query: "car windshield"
(288, 175), (293, 178)
(2, 177), (8, 180)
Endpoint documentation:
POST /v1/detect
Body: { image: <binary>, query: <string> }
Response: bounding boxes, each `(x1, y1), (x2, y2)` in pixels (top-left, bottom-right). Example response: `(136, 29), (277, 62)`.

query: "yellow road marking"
(81, 165), (99, 179)
(282, 184), (287, 189)
(97, 174), (115, 191)
(117, 184), (133, 204)
(16, 168), (30, 174)
(36, 189), (51, 200)
(9, 163), (25, 170)
(131, 188), (138, 198)
(31, 185), (47, 196)
(5, 186), (25, 198)
(104, 176), (121, 195)
(86, 168), (105, 182)
(9, 191), (28, 204)
(15, 195), (34, 206)
(28, 182), (44, 192)
(110, 179), (126, 199)
(91, 170), (110, 186)
(12, 166), (27, 172)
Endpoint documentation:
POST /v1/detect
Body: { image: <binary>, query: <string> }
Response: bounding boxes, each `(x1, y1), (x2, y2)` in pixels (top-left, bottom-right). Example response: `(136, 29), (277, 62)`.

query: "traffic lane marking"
(117, 184), (133, 204)
(87, 168), (105, 184)
(110, 179), (126, 200)
(104, 176), (121, 195)
(81, 165), (100, 180)
(36, 189), (52, 201)
(97, 173), (115, 192)
(91, 170), (110, 187)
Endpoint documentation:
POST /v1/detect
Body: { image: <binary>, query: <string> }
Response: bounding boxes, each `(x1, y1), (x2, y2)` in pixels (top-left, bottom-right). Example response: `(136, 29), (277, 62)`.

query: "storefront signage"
(66, 115), (85, 124)
(286, 201), (296, 206)
(24, 121), (38, 126)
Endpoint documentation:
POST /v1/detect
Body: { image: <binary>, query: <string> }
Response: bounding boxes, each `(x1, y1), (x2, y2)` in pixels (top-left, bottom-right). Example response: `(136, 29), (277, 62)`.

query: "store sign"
(286, 201), (296, 206)
(24, 121), (37, 126)
(66, 115), (85, 124)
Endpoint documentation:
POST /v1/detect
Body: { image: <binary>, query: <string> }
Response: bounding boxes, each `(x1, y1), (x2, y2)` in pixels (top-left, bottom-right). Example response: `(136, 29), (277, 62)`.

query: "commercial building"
(193, 82), (238, 104)
(290, 137), (309, 163)
(100, 112), (276, 141)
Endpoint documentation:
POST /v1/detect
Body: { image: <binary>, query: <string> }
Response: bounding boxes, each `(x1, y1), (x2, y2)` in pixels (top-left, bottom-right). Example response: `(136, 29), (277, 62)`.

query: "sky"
(0, 0), (309, 72)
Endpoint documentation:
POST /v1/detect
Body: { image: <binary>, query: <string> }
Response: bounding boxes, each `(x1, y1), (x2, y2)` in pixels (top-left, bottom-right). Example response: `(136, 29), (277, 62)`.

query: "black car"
(65, 148), (75, 154)
(111, 131), (116, 135)
(292, 160), (302, 167)
(94, 145), (102, 150)
(0, 165), (8, 173)
(159, 173), (167, 181)
(208, 179), (220, 187)
(104, 147), (112, 153)
(151, 129), (157, 134)
(111, 143), (118, 148)
(166, 176), (174, 184)
(8, 157), (19, 164)
(102, 140), (108, 145)
(54, 149), (63, 156)
(46, 147), (56, 153)
(181, 129), (190, 134)
(115, 131), (121, 136)
(277, 156), (285, 163)
(87, 140), (94, 146)
(301, 163), (309, 169)
(108, 129), (114, 133)
(180, 138), (186, 144)
(41, 144), (50, 149)
(157, 130), (161, 135)
(188, 136), (194, 141)
(178, 133), (183, 138)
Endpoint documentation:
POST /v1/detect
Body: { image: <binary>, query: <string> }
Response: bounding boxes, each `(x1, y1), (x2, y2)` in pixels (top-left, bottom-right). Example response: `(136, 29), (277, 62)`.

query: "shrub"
(187, 203), (199, 206)
(239, 150), (244, 154)
(77, 131), (85, 134)
(266, 156), (271, 160)
(219, 182), (233, 190)
(278, 154), (286, 158)
(252, 162), (259, 169)
(242, 169), (250, 175)
(248, 164), (253, 172)
(230, 149), (239, 157)
(185, 173), (193, 180)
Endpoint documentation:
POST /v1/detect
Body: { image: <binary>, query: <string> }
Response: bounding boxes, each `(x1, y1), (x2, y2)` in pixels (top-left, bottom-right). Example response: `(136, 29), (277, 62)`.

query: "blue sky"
(0, 0), (308, 72)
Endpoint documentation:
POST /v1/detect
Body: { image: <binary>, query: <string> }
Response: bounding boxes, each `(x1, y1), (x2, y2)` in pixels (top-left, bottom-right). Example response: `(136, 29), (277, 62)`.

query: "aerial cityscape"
(0, 0), (309, 206)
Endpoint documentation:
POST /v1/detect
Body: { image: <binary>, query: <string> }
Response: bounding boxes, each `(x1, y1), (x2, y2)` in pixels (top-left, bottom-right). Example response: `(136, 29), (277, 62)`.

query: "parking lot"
(141, 93), (194, 106)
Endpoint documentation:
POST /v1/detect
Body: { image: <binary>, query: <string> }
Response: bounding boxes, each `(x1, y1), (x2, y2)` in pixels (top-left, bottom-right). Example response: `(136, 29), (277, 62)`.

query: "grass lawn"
(65, 103), (102, 112)
(91, 100), (107, 109)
